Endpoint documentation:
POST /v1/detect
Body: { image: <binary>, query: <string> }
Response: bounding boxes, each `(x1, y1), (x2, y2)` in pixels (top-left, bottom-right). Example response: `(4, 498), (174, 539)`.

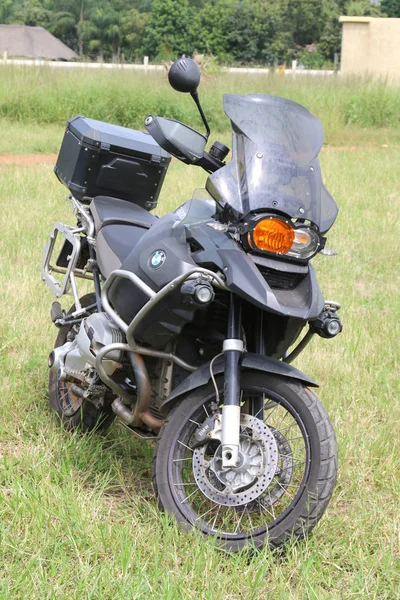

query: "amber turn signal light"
(250, 218), (295, 254)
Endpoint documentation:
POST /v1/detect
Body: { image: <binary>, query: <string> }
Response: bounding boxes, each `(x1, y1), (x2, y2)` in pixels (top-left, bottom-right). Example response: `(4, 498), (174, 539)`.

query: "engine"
(48, 313), (124, 382)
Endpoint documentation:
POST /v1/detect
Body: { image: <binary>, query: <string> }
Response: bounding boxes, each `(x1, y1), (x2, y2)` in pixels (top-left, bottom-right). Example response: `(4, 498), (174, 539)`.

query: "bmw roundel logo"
(150, 250), (166, 269)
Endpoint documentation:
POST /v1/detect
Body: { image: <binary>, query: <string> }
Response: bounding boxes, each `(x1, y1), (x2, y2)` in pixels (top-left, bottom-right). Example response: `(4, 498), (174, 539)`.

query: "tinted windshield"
(206, 94), (338, 233)
(174, 189), (216, 224)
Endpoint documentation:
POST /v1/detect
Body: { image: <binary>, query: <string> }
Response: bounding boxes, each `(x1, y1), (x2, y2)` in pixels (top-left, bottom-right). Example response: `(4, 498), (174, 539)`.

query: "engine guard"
(159, 352), (318, 417)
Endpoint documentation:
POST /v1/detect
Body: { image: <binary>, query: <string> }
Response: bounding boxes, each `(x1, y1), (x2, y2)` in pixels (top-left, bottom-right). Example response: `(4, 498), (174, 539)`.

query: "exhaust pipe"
(95, 344), (164, 433)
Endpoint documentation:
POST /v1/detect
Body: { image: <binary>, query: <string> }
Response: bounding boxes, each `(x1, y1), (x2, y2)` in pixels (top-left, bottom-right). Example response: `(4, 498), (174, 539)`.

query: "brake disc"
(192, 414), (279, 507)
(244, 426), (294, 513)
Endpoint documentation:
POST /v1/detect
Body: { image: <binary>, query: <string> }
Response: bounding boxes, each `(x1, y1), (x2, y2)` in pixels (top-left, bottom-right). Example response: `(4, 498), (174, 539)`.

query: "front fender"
(160, 353), (318, 417)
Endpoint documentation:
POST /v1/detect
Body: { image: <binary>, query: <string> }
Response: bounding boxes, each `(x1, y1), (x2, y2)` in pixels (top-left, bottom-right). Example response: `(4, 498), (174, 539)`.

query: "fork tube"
(249, 308), (265, 421)
(221, 294), (243, 468)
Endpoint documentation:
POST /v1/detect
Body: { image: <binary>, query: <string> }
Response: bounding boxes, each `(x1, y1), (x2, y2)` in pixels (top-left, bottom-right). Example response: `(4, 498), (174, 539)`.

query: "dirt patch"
(0, 154), (57, 165)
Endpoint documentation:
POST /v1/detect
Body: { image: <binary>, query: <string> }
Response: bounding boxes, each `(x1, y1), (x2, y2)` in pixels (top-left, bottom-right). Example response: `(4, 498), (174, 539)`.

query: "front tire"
(153, 372), (337, 552)
(48, 294), (115, 432)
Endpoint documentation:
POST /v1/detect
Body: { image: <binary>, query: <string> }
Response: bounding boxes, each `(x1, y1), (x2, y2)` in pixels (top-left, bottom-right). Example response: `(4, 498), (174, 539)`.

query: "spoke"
(234, 506), (246, 534)
(211, 504), (222, 530)
(195, 504), (218, 523)
(288, 476), (303, 485)
(177, 440), (194, 453)
(181, 487), (200, 505)
(273, 410), (293, 431)
(278, 466), (304, 476)
(268, 491), (277, 520)
(279, 454), (306, 465)
(173, 457), (192, 463)
(173, 482), (197, 487)
(275, 422), (298, 435)
(254, 400), (267, 420)
(285, 435), (305, 442)
(280, 482), (303, 489)
(275, 479), (294, 500)
(262, 402), (280, 421)
(256, 498), (275, 521)
(246, 506), (254, 533)
(203, 404), (210, 418)
(59, 390), (68, 403)
(189, 418), (201, 426)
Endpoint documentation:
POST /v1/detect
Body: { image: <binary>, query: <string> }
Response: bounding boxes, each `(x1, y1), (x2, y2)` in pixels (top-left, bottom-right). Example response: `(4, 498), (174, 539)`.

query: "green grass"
(0, 145), (399, 598)
(0, 120), (63, 154)
(1, 66), (400, 149)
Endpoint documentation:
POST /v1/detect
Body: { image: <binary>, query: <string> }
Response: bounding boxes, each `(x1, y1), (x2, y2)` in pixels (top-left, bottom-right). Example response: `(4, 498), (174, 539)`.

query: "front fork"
(221, 294), (244, 468)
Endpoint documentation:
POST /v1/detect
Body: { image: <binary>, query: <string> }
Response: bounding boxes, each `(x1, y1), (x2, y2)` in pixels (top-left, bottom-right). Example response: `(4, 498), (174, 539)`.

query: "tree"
(11, 0), (52, 27)
(1, 0), (384, 65)
(219, 1), (260, 64)
(380, 0), (400, 17)
(121, 8), (150, 61)
(50, 0), (96, 56)
(0, 0), (14, 23)
(190, 0), (231, 61)
(346, 0), (383, 16)
(84, 6), (121, 60)
(142, 0), (195, 60)
(319, 15), (341, 60)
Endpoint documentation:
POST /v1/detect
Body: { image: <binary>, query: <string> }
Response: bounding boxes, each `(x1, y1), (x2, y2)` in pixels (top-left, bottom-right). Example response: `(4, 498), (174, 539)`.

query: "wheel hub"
(192, 414), (279, 507)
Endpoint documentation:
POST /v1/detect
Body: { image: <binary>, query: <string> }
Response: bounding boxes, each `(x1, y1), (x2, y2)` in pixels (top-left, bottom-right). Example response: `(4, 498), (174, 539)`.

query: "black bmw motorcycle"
(42, 58), (342, 551)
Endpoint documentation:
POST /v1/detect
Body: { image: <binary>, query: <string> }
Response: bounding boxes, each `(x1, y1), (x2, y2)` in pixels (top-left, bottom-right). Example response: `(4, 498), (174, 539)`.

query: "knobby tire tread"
(152, 373), (338, 551)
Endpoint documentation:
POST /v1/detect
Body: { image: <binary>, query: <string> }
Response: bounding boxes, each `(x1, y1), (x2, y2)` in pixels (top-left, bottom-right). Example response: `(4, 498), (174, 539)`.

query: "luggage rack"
(41, 196), (96, 313)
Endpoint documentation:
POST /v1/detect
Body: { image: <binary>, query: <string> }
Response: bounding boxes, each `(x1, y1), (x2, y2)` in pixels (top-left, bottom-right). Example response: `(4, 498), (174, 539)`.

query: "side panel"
(160, 352), (318, 416)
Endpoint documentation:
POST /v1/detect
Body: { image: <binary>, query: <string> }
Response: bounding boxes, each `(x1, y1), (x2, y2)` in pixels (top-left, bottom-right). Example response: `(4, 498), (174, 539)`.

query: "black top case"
(54, 116), (171, 210)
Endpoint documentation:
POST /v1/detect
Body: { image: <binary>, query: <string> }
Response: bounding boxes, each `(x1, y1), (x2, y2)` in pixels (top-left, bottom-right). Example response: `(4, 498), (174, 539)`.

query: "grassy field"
(1, 66), (400, 149)
(1, 60), (400, 600)
(0, 130), (399, 599)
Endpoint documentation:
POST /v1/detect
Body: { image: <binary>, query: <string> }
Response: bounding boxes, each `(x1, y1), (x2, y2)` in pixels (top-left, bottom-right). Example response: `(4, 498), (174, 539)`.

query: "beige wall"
(340, 17), (400, 80)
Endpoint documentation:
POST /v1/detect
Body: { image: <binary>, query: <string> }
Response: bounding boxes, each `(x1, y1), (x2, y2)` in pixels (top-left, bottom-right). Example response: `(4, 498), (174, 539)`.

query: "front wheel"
(153, 372), (337, 552)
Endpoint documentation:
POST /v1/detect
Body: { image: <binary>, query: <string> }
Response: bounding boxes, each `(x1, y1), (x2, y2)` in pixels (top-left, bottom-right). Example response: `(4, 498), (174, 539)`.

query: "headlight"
(248, 217), (322, 260)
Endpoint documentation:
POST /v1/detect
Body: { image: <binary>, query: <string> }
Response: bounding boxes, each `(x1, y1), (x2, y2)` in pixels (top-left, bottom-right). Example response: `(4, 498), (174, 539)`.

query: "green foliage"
(299, 50), (330, 69)
(319, 15), (341, 61)
(0, 129), (400, 598)
(2, 66), (400, 142)
(142, 0), (195, 60)
(380, 0), (400, 17)
(120, 8), (149, 61)
(0, 0), (386, 64)
(347, 0), (383, 16)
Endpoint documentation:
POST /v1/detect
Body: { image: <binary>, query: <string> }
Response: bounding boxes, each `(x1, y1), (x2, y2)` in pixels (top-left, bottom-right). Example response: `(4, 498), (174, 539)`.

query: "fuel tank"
(107, 213), (201, 348)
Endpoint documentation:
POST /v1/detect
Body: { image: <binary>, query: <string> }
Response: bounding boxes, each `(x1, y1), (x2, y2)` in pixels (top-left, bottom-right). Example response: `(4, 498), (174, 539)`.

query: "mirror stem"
(191, 91), (210, 140)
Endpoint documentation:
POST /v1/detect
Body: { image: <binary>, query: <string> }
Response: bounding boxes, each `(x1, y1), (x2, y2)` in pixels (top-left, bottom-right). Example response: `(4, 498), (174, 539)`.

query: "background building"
(340, 17), (400, 80)
(0, 24), (77, 60)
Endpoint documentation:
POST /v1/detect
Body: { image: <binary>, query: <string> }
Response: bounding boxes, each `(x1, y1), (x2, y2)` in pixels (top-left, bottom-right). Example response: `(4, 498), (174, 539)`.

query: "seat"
(90, 195), (157, 231)
(89, 196), (157, 278)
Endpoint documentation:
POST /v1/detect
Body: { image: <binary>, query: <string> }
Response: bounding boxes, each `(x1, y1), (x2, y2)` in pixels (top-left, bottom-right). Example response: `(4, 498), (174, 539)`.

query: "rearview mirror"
(144, 115), (207, 164)
(168, 58), (201, 93)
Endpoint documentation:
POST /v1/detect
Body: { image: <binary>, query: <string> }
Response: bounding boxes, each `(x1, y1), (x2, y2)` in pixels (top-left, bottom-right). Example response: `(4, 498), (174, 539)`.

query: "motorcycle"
(42, 58), (342, 552)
